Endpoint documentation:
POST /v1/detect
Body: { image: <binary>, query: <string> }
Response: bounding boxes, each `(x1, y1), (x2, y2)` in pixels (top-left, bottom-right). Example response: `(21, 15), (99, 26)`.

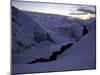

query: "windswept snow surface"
(12, 6), (96, 74)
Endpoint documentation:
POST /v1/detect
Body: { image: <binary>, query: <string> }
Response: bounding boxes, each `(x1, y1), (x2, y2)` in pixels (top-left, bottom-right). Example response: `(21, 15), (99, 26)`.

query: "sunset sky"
(12, 1), (96, 20)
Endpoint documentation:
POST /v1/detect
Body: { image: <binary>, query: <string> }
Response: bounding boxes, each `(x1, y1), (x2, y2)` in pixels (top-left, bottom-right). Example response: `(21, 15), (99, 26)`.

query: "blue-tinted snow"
(12, 5), (96, 74)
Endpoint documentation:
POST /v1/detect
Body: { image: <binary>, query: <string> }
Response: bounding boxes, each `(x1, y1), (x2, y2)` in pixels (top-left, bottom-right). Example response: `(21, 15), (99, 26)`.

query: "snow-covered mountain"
(12, 6), (96, 74)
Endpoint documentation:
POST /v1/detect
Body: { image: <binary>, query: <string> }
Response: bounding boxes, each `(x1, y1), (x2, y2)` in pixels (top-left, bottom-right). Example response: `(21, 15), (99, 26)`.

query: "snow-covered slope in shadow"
(12, 6), (95, 66)
(12, 30), (96, 73)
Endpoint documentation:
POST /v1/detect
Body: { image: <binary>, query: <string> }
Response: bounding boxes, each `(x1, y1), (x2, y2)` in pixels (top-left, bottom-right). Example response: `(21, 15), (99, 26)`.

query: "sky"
(12, 0), (96, 20)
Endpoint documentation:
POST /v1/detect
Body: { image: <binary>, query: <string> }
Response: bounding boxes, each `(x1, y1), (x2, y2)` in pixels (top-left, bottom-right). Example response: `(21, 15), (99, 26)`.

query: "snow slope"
(12, 30), (96, 74)
(12, 6), (96, 74)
